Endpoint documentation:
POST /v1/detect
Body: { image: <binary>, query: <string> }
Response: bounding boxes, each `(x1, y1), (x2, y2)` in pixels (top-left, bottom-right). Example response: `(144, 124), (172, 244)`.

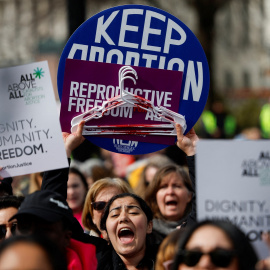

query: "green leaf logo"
(33, 67), (45, 79)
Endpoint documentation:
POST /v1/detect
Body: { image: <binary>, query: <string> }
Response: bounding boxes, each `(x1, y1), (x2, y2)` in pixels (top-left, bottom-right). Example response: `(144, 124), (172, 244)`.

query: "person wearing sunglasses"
(171, 219), (258, 270)
(0, 196), (24, 242)
(82, 177), (133, 240)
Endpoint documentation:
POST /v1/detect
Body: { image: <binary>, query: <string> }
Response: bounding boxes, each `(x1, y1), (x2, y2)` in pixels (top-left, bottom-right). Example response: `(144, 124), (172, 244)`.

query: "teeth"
(120, 228), (131, 232)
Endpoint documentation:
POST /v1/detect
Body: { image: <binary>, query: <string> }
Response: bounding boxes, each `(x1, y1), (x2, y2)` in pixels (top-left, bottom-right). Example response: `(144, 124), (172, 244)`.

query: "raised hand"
(176, 124), (199, 156)
(62, 121), (85, 158)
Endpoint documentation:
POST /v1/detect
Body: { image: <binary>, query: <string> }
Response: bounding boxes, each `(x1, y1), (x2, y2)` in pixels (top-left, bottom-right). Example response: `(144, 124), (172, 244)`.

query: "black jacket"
(97, 241), (158, 270)
(41, 159), (108, 258)
(41, 155), (196, 267)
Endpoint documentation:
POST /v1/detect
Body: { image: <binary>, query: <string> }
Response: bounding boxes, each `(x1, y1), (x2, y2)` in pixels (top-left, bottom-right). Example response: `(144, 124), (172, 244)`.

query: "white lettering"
(164, 19), (186, 54)
(76, 98), (85, 112)
(79, 83), (88, 98)
(105, 85), (116, 99)
(141, 10), (165, 52)
(120, 107), (133, 118)
(96, 85), (106, 99)
(164, 92), (172, 107)
(88, 84), (97, 99)
(183, 61), (203, 102)
(167, 58), (184, 71)
(145, 111), (154, 120)
(94, 100), (102, 108)
(87, 46), (188, 71)
(70, 81), (79, 96)
(89, 46), (104, 62)
(158, 56), (166, 69)
(125, 51), (140, 66)
(68, 44), (88, 60)
(68, 83), (175, 113)
(156, 91), (164, 106)
(68, 97), (77, 111)
(86, 99), (94, 111)
(106, 49), (123, 64)
(95, 11), (119, 45)
(144, 89), (151, 100)
(119, 9), (143, 48)
(134, 88), (143, 96)
(142, 53), (157, 67)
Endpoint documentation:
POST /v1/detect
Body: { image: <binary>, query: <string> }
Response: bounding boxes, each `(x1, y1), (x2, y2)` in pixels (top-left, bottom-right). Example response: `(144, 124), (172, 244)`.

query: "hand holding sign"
(69, 65), (187, 138)
(58, 5), (209, 154)
(0, 61), (68, 178)
(176, 124), (199, 156)
(62, 121), (85, 158)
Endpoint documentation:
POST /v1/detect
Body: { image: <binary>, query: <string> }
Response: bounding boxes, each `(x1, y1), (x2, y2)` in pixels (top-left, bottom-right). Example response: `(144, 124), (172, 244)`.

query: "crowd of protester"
(0, 120), (269, 270)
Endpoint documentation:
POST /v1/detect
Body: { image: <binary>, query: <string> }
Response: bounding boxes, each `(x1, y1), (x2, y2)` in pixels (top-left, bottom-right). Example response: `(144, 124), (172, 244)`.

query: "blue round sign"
(58, 5), (209, 155)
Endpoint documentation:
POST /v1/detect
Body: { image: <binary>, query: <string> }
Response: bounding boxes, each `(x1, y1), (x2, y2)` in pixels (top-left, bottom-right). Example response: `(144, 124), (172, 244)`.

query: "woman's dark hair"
(100, 193), (153, 231)
(0, 177), (13, 196)
(69, 167), (88, 191)
(0, 195), (24, 210)
(171, 219), (258, 270)
(0, 234), (67, 270)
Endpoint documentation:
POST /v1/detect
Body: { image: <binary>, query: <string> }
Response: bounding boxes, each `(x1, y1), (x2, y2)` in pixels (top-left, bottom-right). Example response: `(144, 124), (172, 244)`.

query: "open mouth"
(165, 200), (177, 206)
(118, 228), (134, 244)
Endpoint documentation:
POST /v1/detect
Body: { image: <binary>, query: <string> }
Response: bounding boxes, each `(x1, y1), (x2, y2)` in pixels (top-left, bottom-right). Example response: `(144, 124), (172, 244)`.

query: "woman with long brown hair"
(145, 125), (198, 243)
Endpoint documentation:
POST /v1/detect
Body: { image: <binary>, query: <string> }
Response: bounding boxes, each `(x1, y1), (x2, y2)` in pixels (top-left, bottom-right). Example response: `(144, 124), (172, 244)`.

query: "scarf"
(152, 218), (186, 236)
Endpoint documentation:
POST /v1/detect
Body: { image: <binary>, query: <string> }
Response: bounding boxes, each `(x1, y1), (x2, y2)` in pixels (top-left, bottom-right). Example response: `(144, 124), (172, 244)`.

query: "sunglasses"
(179, 248), (237, 267)
(91, 201), (107, 211)
(0, 223), (17, 239)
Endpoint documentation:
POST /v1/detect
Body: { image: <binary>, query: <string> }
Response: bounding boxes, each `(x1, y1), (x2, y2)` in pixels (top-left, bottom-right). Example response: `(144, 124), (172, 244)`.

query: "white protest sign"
(0, 61), (68, 178)
(196, 140), (270, 259)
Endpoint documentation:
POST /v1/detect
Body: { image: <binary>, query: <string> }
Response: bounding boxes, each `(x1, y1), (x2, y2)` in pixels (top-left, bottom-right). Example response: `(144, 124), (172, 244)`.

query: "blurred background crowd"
(1, 0), (270, 195)
(1, 1), (270, 269)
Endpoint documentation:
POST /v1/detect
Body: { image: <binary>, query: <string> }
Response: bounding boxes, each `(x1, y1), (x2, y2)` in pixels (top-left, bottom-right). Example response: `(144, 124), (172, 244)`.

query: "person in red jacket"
(9, 189), (98, 270)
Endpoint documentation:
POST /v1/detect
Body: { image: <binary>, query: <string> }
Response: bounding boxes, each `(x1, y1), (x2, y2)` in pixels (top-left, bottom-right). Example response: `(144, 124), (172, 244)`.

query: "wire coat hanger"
(71, 66), (186, 136)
